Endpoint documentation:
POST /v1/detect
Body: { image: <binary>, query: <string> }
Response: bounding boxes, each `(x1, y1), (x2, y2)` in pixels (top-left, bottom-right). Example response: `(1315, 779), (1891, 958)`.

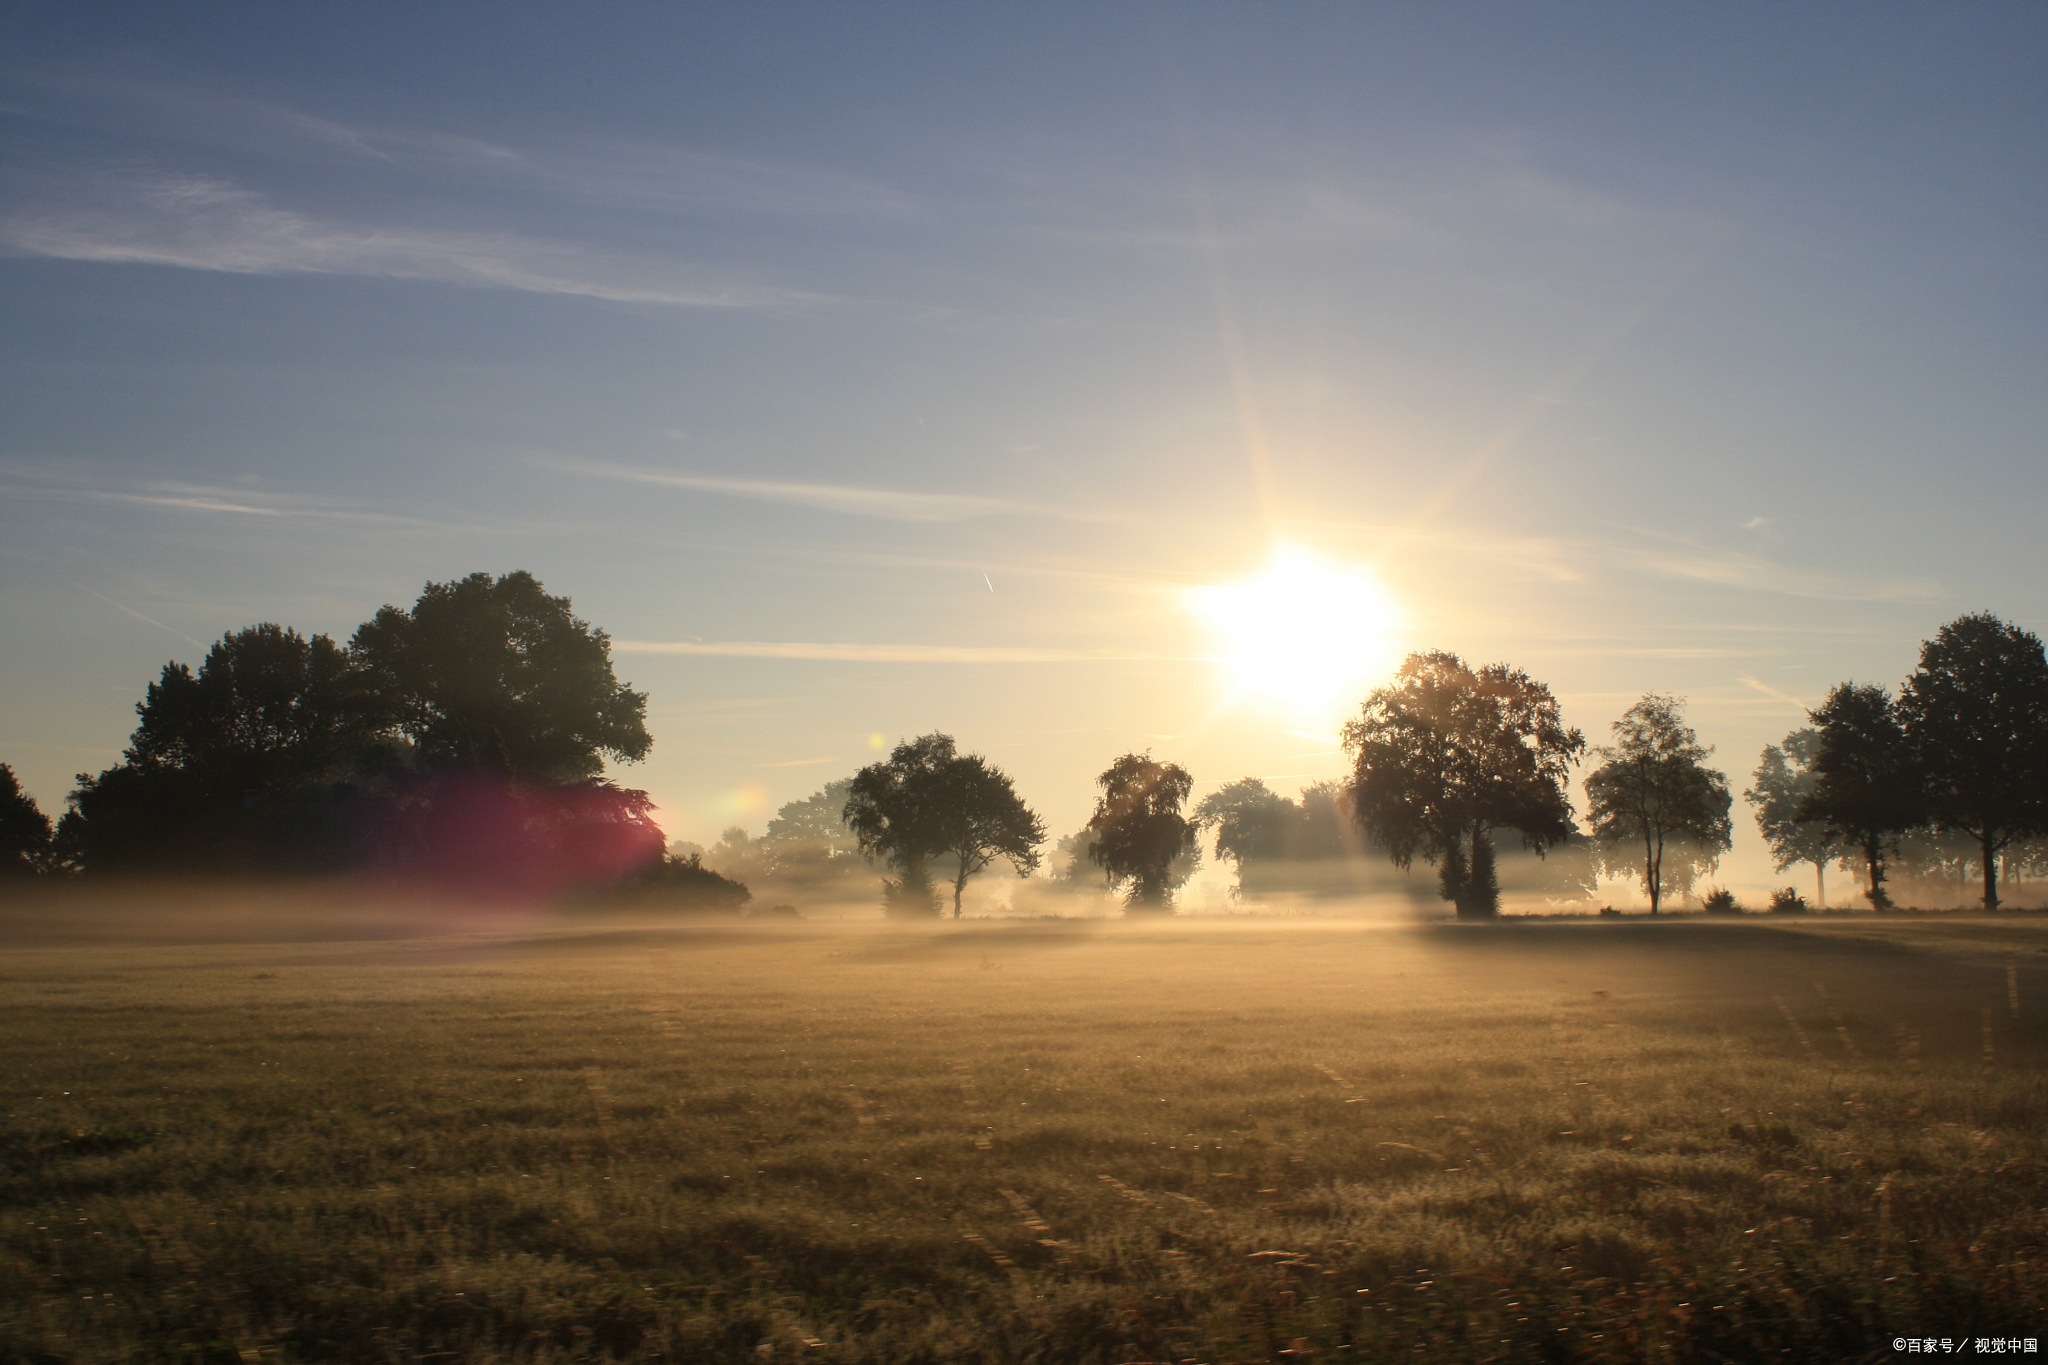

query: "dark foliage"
(1343, 651), (1584, 918)
(1897, 612), (2048, 910)
(352, 571), (650, 781)
(0, 764), (53, 878)
(1087, 753), (1198, 911)
(1799, 682), (1923, 909)
(1585, 694), (1733, 916)
(844, 734), (1043, 916)
(621, 850), (752, 913)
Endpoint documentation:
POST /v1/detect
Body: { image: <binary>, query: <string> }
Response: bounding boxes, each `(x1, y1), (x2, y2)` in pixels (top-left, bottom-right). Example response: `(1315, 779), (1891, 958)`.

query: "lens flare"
(1188, 546), (1403, 724)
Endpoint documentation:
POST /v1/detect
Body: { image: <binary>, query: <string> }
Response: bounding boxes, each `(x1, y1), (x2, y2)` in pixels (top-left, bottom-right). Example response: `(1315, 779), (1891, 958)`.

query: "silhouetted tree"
(1585, 694), (1733, 916)
(57, 624), (389, 874)
(1087, 753), (1198, 912)
(1746, 728), (1849, 909)
(844, 736), (1043, 917)
(0, 764), (53, 878)
(930, 753), (1044, 917)
(1196, 778), (1295, 874)
(351, 571), (649, 781)
(844, 734), (948, 916)
(1342, 652), (1585, 919)
(1897, 613), (2048, 911)
(1798, 682), (1923, 910)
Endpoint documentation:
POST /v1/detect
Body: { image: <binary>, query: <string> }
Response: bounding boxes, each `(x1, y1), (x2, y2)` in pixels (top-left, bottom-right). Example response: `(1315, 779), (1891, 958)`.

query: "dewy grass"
(0, 910), (2044, 1363)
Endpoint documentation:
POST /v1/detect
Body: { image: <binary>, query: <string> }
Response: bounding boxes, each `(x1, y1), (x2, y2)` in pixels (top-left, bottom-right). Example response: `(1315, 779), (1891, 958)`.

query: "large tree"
(1897, 613), (2048, 911)
(1745, 728), (1849, 909)
(1584, 694), (1733, 916)
(1342, 651), (1584, 919)
(0, 764), (53, 878)
(845, 734), (1043, 917)
(1087, 753), (1198, 912)
(1797, 683), (1923, 909)
(351, 571), (650, 781)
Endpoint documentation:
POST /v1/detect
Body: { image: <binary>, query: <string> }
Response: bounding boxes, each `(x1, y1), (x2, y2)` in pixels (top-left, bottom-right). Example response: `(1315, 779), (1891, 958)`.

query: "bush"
(623, 852), (752, 913)
(1768, 887), (1808, 915)
(1702, 887), (1742, 915)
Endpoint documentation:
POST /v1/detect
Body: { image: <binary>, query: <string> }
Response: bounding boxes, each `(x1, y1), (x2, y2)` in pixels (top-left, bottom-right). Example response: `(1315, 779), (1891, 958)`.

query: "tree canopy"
(58, 625), (388, 874)
(1585, 694), (1733, 916)
(53, 574), (665, 891)
(1798, 682), (1922, 909)
(1087, 753), (1198, 912)
(844, 734), (1042, 917)
(1342, 651), (1584, 918)
(1897, 613), (2048, 910)
(352, 571), (650, 781)
(0, 764), (53, 878)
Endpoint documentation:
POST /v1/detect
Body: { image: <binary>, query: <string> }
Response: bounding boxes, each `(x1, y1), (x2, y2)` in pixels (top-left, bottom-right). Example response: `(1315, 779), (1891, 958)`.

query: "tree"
(1342, 651), (1585, 919)
(1897, 613), (2048, 911)
(1086, 753), (1198, 911)
(844, 733), (1043, 917)
(1796, 684), (1923, 909)
(930, 753), (1044, 916)
(0, 764), (53, 877)
(351, 571), (650, 781)
(1584, 694), (1733, 916)
(753, 778), (867, 887)
(1195, 778), (1296, 891)
(1745, 728), (1848, 909)
(57, 624), (388, 874)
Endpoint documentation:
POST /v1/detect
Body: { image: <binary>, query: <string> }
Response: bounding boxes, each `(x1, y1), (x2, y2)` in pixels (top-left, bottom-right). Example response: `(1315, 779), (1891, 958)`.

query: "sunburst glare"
(1187, 546), (1405, 725)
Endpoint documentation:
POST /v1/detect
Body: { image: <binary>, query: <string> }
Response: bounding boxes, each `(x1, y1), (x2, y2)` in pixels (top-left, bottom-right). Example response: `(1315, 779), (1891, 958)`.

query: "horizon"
(4, 5), (2045, 903)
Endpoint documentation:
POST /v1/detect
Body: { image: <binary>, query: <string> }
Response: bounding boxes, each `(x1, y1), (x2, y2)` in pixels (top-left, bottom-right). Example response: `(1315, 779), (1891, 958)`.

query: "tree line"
(0, 571), (743, 907)
(4, 582), (2043, 919)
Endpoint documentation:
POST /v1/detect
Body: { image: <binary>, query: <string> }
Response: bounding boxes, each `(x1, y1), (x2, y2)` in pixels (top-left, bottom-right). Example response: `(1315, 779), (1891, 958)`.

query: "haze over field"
(4, 5), (2045, 897)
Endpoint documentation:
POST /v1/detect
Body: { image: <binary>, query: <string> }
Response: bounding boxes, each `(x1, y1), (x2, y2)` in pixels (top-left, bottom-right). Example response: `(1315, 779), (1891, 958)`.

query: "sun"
(1187, 546), (1404, 724)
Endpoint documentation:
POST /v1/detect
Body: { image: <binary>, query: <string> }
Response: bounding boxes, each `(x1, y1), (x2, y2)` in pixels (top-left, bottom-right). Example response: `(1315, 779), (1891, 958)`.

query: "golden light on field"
(1188, 546), (1404, 723)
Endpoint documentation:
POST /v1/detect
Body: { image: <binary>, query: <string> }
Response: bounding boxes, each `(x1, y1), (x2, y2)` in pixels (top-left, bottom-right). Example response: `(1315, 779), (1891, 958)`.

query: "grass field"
(3, 898), (2045, 1363)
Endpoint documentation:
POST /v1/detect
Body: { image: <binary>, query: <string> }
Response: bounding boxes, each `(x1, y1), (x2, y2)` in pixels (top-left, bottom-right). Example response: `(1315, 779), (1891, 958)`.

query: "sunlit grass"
(2, 909), (2044, 1362)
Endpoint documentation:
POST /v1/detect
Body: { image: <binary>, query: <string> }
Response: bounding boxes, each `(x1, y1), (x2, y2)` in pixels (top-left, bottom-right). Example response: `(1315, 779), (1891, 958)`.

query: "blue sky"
(3, 3), (2044, 894)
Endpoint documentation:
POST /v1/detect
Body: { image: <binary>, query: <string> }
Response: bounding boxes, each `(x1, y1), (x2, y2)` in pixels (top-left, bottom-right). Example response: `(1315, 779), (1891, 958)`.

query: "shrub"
(1768, 887), (1808, 915)
(1702, 887), (1741, 915)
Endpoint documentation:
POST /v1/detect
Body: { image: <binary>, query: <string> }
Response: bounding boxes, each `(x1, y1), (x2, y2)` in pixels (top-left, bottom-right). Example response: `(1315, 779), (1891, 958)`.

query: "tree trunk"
(1645, 826), (1661, 916)
(1862, 838), (1887, 909)
(952, 852), (972, 918)
(1814, 858), (1827, 910)
(1981, 829), (2000, 912)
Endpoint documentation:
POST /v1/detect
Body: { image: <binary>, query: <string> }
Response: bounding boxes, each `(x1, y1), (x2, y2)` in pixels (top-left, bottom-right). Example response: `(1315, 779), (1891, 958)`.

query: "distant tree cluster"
(1, 571), (715, 904)
(1748, 613), (2048, 911)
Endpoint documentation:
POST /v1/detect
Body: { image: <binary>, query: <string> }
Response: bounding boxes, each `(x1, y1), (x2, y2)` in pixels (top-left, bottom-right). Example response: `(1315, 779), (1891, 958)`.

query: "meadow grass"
(1, 899), (2044, 1363)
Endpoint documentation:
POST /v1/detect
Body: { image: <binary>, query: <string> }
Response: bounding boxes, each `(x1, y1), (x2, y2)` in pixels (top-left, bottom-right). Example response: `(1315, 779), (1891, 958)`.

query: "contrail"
(76, 584), (206, 648)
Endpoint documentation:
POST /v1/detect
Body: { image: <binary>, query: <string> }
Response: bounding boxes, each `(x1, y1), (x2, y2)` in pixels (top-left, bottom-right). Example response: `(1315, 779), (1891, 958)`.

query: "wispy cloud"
(615, 639), (1154, 663)
(2, 173), (802, 307)
(545, 458), (1087, 523)
(1613, 532), (1939, 603)
(4, 474), (385, 521)
(9, 68), (921, 221)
